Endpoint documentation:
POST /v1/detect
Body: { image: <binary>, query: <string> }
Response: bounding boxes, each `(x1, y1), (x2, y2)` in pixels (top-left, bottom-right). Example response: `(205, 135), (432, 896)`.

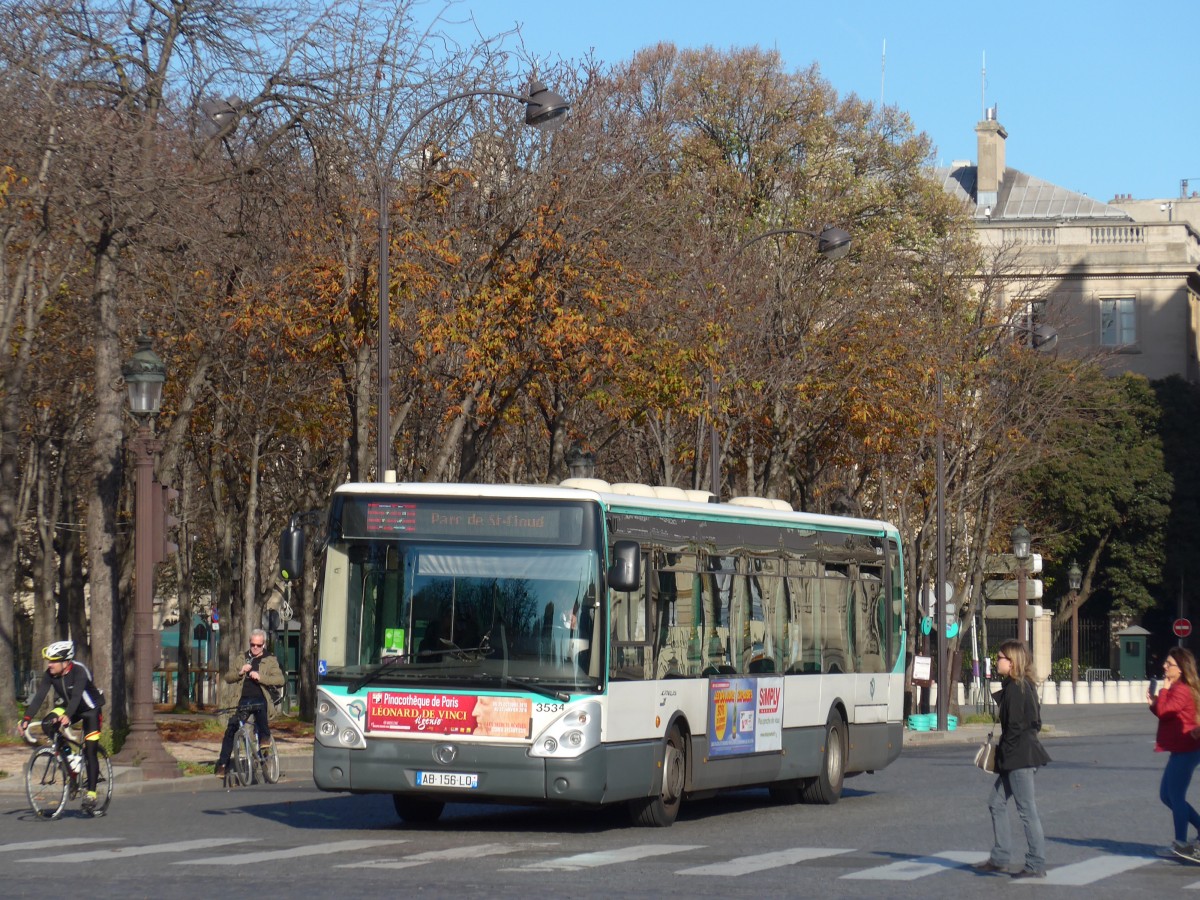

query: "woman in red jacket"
(1149, 647), (1200, 861)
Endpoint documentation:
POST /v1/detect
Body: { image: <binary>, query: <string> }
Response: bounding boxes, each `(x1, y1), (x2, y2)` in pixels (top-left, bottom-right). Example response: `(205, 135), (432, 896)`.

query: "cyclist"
(18, 640), (105, 814)
(215, 628), (284, 778)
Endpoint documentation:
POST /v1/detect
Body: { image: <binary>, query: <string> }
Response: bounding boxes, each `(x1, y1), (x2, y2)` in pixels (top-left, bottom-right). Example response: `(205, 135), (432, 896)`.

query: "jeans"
(1159, 749), (1200, 842)
(217, 699), (271, 768)
(987, 767), (1045, 873)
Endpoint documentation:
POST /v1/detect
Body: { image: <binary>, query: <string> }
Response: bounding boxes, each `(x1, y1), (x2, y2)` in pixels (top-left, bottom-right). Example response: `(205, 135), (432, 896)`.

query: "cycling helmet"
(42, 640), (75, 662)
(40, 712), (61, 737)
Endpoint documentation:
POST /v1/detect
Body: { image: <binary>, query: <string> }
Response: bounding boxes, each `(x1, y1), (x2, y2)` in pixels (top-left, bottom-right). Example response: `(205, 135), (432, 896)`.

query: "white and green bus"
(311, 479), (906, 826)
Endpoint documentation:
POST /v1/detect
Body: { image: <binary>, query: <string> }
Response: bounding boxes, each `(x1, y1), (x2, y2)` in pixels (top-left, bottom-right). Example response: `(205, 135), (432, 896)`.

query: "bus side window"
(822, 565), (851, 674)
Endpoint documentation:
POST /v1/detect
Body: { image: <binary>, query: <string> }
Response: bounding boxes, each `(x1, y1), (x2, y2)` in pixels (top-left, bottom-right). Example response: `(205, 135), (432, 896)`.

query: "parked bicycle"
(23, 715), (112, 819)
(218, 702), (280, 787)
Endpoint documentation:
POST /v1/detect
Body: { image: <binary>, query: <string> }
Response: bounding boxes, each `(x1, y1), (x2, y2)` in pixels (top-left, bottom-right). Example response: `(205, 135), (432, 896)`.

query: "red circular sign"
(1174, 618), (1192, 638)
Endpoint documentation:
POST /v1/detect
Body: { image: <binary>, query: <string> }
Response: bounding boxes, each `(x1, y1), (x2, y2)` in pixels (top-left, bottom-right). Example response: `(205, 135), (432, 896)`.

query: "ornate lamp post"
(376, 81), (570, 480)
(1068, 560), (1083, 685)
(1011, 523), (1032, 643)
(118, 334), (181, 778)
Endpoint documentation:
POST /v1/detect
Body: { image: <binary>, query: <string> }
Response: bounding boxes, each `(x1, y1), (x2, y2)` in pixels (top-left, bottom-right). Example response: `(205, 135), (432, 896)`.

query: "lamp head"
(1030, 322), (1059, 352)
(122, 333), (167, 418)
(1068, 561), (1082, 592)
(525, 81), (570, 132)
(1010, 523), (1031, 561)
(565, 444), (596, 480)
(816, 226), (852, 261)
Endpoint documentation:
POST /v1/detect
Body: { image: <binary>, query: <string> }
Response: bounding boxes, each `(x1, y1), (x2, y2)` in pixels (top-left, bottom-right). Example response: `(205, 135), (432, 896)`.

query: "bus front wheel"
(392, 794), (445, 824)
(630, 725), (686, 827)
(800, 711), (845, 805)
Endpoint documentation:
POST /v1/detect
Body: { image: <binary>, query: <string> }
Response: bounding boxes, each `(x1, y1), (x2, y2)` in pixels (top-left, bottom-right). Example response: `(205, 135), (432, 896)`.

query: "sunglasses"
(249, 642), (264, 648)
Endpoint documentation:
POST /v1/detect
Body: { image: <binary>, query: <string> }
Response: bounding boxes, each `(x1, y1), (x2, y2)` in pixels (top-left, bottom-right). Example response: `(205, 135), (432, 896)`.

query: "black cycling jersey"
(23, 661), (104, 724)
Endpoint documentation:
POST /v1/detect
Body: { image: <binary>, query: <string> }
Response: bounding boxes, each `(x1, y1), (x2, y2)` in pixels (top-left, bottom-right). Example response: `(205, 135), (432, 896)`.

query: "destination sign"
(340, 498), (587, 545)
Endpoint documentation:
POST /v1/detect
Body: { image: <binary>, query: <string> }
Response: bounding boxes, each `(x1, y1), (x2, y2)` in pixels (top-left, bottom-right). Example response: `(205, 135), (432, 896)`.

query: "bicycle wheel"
(261, 739), (280, 784)
(94, 745), (114, 814)
(26, 748), (68, 819)
(232, 725), (255, 786)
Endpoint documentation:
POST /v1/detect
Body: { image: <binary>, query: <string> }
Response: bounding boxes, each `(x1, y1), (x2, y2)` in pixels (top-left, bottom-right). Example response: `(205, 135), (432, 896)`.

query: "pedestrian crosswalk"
(0, 837), (1193, 886)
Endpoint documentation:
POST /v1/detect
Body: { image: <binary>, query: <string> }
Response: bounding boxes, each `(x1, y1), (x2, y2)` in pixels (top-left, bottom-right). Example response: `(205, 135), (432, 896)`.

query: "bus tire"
(392, 794), (445, 824)
(630, 724), (686, 827)
(800, 710), (845, 805)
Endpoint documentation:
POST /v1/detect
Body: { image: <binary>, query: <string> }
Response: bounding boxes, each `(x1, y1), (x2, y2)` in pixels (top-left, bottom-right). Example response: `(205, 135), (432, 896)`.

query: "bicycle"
(219, 702), (280, 787)
(23, 715), (113, 819)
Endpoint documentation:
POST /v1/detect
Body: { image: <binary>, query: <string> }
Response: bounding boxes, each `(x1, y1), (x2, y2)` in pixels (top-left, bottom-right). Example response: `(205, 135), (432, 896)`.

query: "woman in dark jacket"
(973, 639), (1051, 879)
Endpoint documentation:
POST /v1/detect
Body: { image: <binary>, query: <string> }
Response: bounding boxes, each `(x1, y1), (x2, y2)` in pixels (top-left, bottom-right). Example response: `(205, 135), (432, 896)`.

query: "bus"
(310, 479), (906, 826)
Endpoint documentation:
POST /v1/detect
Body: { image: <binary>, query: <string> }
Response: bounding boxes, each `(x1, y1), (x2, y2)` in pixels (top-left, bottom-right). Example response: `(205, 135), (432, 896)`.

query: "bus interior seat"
(748, 658), (776, 674)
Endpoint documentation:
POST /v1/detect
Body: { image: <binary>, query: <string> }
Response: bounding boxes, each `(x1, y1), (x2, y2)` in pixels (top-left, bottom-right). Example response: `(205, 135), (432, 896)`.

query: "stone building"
(937, 108), (1200, 383)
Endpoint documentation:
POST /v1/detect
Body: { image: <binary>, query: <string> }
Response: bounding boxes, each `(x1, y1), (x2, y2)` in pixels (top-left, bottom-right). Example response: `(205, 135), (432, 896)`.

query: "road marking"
(37, 838), (242, 863)
(1, 839), (115, 854)
(347, 841), (558, 869)
(1037, 854), (1158, 885)
(181, 839), (410, 865)
(513, 844), (704, 871)
(678, 847), (854, 876)
(842, 850), (987, 880)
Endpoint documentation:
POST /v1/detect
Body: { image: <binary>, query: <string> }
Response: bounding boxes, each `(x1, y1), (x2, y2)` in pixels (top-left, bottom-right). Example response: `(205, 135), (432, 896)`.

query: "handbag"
(973, 729), (997, 773)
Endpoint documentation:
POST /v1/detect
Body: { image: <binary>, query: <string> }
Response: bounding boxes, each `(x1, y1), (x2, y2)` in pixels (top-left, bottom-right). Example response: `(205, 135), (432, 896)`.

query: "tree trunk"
(85, 241), (127, 731)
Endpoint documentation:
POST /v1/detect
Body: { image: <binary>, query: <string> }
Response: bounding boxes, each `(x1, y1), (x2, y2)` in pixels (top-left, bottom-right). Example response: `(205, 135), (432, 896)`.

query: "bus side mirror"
(607, 541), (641, 592)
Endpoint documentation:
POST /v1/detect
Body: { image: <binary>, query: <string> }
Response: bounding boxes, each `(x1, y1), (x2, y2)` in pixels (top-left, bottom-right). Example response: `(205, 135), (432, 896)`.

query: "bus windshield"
(318, 540), (602, 693)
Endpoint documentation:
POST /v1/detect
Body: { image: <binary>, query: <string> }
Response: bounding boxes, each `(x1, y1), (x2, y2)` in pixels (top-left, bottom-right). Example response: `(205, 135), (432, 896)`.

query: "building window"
(1100, 297), (1136, 347)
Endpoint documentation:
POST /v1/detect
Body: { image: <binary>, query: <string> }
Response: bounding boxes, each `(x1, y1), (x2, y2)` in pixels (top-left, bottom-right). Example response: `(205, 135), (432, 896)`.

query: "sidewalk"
(0, 721), (313, 796)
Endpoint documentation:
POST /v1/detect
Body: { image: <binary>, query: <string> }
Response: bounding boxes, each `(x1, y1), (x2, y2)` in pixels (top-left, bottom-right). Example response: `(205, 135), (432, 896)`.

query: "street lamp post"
(1012, 523), (1031, 643)
(118, 334), (181, 778)
(705, 226), (852, 497)
(1068, 560), (1083, 685)
(376, 80), (570, 481)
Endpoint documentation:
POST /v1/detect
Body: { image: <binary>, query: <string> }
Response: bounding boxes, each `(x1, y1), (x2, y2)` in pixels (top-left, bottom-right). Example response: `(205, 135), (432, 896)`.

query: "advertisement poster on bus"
(707, 676), (783, 757)
(365, 691), (532, 738)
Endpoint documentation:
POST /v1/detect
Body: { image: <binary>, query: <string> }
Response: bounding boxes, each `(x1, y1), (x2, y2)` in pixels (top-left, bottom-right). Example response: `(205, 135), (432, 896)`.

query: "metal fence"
(955, 616), (1112, 714)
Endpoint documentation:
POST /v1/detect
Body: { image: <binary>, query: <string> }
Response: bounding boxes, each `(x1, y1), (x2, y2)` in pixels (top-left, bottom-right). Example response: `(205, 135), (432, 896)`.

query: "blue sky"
(429, 0), (1198, 203)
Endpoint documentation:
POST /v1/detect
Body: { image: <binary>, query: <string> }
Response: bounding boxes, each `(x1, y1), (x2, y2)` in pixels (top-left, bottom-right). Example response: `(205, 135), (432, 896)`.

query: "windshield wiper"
(496, 674), (570, 703)
(347, 656), (408, 694)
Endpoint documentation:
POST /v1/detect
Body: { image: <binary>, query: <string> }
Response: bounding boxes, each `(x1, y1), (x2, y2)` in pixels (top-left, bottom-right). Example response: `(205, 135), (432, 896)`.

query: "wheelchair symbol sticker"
(318, 659), (328, 676)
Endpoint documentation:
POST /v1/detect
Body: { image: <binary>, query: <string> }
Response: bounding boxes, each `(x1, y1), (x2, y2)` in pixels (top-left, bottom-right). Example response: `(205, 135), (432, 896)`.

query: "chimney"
(975, 106), (1007, 210)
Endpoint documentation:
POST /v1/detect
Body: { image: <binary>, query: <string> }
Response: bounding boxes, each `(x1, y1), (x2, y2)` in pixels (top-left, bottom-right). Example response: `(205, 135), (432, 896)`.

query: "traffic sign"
(984, 578), (1044, 600)
(1174, 618), (1192, 638)
(985, 553), (1043, 575)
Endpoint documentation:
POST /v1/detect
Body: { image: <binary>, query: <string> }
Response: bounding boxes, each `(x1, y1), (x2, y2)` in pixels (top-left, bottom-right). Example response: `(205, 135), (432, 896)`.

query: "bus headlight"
(315, 689), (366, 750)
(528, 701), (601, 759)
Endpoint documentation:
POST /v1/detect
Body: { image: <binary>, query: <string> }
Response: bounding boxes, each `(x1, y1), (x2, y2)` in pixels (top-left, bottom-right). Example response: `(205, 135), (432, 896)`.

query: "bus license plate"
(416, 771), (478, 789)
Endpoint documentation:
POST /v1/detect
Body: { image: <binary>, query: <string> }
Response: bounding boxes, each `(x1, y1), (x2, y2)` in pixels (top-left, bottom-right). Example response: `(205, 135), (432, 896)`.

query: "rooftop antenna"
(880, 39), (886, 106)
(981, 51), (987, 118)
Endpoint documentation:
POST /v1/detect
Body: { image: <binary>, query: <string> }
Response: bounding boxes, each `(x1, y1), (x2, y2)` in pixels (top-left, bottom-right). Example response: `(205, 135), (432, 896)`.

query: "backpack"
(263, 681), (285, 717)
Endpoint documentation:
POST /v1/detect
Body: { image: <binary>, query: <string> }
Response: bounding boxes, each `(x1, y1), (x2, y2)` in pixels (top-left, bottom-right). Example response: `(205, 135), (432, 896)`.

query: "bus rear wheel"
(392, 794), (444, 824)
(630, 725), (686, 827)
(800, 711), (845, 805)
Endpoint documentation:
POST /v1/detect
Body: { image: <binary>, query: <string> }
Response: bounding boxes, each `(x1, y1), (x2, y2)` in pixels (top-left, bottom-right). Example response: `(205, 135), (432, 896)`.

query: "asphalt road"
(1, 703), (1193, 899)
